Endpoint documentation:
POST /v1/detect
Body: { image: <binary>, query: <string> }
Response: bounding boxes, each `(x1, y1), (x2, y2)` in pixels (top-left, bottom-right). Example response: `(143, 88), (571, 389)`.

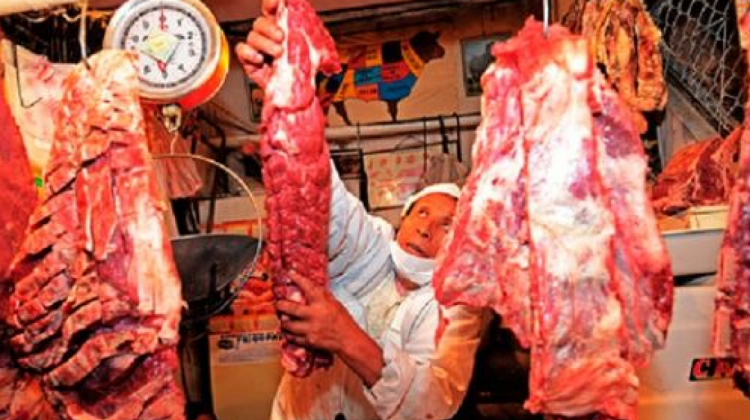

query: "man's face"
(396, 193), (457, 259)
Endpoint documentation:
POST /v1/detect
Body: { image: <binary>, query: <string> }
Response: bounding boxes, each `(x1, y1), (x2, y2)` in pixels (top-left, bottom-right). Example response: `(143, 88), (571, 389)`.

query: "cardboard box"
(687, 206), (728, 230)
(209, 314), (282, 420)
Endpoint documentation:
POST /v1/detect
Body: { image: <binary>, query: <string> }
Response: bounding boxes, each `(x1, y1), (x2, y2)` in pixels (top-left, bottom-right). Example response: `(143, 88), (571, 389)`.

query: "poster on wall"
(317, 31), (446, 125)
(461, 33), (510, 97)
(364, 143), (446, 210)
(365, 150), (426, 210)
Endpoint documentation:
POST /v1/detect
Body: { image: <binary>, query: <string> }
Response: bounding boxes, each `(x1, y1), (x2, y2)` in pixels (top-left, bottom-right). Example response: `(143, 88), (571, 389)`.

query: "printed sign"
(210, 330), (282, 366)
(689, 357), (737, 381)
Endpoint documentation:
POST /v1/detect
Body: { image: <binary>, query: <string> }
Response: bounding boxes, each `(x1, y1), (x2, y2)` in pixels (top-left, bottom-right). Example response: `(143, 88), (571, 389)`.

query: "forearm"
(338, 323), (385, 387)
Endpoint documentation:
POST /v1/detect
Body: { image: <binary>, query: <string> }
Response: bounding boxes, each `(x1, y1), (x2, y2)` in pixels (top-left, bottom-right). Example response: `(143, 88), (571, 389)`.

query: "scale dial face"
(104, 0), (223, 103)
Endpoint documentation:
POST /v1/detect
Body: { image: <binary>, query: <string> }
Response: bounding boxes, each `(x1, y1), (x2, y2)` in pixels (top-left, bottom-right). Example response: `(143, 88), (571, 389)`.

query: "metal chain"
(649, 0), (747, 136)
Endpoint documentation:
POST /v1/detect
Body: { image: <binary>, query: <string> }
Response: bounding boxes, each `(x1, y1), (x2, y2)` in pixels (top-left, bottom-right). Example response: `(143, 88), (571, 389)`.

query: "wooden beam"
(222, 0), (525, 37)
(319, 0), (516, 23)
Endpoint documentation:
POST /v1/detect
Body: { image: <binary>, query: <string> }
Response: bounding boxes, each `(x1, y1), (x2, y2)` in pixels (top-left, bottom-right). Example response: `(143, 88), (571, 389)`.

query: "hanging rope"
(77, 0), (90, 68)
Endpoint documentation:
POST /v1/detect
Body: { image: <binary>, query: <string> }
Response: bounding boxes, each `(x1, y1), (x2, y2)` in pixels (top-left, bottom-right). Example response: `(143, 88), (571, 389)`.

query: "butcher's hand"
(276, 274), (385, 387)
(235, 0), (284, 87)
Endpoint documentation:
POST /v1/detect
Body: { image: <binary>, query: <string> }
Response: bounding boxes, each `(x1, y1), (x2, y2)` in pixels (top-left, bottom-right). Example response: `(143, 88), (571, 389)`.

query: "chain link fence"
(649, 0), (747, 136)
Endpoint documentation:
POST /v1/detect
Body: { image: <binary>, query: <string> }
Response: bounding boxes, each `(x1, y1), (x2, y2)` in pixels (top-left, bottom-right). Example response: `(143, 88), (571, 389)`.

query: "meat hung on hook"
(432, 18), (673, 420)
(247, 0), (341, 377)
(0, 66), (39, 420)
(562, 0), (667, 134)
(1, 50), (186, 420)
(0, 72), (38, 280)
(713, 9), (750, 400)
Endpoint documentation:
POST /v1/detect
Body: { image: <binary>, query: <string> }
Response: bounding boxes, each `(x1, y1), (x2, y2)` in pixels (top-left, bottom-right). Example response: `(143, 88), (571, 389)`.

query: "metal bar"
(213, 113), (483, 148)
(361, 139), (459, 156)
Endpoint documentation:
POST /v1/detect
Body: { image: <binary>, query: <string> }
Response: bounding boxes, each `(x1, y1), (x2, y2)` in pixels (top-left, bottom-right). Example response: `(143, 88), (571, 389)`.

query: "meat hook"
(11, 43), (42, 109)
(161, 104), (184, 153)
(78, 0), (91, 70)
(543, 0), (550, 37)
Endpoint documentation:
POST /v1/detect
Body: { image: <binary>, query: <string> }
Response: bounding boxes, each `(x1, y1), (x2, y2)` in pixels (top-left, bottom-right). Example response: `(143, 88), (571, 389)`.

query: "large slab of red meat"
(0, 78), (43, 420)
(713, 11), (750, 399)
(715, 130), (750, 399)
(562, 0), (667, 134)
(651, 128), (741, 215)
(3, 50), (184, 420)
(247, 0), (340, 377)
(432, 19), (673, 420)
(0, 84), (38, 280)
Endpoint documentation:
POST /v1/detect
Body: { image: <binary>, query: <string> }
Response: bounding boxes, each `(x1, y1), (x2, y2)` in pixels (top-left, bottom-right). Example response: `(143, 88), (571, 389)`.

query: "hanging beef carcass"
(0, 73), (48, 420)
(2, 50), (185, 420)
(0, 81), (38, 281)
(432, 19), (673, 420)
(245, 0), (341, 377)
(563, 0), (667, 133)
(714, 128), (750, 399)
(713, 11), (750, 400)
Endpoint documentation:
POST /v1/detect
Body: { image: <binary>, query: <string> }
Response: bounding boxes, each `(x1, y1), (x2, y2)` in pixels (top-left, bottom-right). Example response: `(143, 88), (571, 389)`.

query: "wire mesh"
(649, 0), (747, 136)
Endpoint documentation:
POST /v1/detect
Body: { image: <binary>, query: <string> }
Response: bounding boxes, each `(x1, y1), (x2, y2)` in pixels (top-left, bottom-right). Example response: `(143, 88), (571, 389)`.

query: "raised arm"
(327, 163), (393, 298)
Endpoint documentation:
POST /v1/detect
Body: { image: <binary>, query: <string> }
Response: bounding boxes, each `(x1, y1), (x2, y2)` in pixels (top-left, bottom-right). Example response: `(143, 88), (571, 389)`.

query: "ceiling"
(85, 0), (521, 37)
(1, 0), (521, 27)
(0, 0), (525, 61)
(88, 0), (441, 22)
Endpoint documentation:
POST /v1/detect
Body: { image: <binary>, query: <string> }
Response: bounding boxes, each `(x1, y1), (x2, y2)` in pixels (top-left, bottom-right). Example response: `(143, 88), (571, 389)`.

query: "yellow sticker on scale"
(139, 29), (179, 63)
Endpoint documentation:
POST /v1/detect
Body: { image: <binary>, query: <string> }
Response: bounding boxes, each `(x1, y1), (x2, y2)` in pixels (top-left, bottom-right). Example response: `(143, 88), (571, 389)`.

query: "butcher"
(236, 2), (487, 419)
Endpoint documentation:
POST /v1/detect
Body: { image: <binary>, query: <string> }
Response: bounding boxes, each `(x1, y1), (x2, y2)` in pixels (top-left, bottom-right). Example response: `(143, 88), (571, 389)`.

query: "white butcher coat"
(269, 165), (487, 420)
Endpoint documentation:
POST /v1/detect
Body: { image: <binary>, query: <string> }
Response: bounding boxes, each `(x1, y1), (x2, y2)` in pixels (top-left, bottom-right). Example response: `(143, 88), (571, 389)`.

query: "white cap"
(401, 183), (461, 217)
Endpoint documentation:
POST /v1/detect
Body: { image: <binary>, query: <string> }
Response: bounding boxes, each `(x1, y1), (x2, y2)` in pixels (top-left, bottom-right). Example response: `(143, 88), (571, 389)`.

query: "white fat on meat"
(267, 3), (294, 107)
(266, 1), (321, 109)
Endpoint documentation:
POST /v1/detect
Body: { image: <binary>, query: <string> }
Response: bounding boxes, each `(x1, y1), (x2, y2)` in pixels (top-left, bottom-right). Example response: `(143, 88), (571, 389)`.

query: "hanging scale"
(103, 0), (230, 131)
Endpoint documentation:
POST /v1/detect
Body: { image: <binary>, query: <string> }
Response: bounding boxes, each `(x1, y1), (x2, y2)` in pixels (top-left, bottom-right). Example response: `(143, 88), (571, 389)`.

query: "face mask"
(390, 240), (435, 287)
